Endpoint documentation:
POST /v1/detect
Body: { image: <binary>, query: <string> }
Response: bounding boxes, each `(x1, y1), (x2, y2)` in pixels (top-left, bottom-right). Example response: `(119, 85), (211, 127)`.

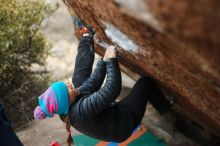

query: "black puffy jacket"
(70, 58), (135, 142)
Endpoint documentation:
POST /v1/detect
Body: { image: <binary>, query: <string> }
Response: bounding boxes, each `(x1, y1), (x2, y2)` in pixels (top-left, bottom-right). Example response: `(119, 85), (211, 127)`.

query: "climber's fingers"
(103, 46), (116, 61)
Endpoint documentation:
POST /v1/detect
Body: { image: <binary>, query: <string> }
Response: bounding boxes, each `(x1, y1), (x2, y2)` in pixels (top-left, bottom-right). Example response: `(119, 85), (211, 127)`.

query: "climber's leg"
(119, 77), (171, 125)
(72, 16), (96, 88)
(72, 36), (94, 88)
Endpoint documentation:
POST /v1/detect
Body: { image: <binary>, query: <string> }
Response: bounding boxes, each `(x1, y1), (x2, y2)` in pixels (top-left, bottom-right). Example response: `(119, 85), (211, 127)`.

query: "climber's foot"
(158, 96), (177, 116)
(168, 96), (177, 107)
(72, 16), (96, 36)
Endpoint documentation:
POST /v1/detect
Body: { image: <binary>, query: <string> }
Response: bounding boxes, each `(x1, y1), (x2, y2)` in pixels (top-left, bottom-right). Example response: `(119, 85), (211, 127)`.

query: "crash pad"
(73, 124), (167, 146)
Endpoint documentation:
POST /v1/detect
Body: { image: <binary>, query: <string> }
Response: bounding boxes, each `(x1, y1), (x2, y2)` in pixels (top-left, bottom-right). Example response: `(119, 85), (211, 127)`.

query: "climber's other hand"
(103, 46), (116, 61)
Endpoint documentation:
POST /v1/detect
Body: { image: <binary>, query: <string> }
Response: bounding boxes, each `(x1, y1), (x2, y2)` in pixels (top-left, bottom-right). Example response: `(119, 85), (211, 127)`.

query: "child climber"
(34, 23), (175, 144)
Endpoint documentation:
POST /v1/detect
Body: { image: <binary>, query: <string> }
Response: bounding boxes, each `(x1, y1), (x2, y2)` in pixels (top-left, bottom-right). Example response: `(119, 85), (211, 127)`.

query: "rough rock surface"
(66, 0), (220, 138)
(148, 0), (220, 71)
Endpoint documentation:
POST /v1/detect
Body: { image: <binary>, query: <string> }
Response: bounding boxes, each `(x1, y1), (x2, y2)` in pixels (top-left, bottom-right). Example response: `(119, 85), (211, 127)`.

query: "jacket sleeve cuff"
(97, 58), (106, 66)
(104, 58), (118, 64)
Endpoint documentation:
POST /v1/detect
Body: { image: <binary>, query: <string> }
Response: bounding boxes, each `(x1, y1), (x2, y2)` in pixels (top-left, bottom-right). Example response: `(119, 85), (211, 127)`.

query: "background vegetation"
(0, 0), (55, 129)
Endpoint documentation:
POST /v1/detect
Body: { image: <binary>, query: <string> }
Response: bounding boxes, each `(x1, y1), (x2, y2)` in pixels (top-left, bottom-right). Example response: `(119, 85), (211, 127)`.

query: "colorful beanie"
(34, 82), (69, 120)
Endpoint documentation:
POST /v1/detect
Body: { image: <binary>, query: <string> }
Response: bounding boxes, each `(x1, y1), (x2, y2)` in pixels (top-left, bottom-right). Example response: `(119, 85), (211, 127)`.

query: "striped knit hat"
(34, 82), (69, 119)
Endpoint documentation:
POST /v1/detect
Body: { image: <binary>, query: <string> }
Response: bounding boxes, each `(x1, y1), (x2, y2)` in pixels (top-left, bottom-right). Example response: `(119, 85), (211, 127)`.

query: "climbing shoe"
(72, 16), (96, 36)
(158, 96), (177, 116)
(168, 96), (177, 107)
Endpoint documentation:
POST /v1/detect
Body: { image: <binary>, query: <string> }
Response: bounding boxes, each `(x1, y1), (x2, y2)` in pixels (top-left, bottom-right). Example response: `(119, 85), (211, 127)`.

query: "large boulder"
(65, 0), (220, 137)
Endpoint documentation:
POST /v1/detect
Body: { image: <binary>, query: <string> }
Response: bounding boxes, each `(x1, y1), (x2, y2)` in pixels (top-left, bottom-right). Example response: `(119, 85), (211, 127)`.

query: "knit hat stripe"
(51, 82), (69, 115)
(38, 87), (58, 117)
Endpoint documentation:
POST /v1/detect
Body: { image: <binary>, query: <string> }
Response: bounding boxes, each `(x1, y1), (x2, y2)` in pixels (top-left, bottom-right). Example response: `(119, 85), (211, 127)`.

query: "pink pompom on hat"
(34, 106), (46, 119)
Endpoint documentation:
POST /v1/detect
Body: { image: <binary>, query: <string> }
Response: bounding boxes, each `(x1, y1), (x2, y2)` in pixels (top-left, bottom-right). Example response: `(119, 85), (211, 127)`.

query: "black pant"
(0, 104), (24, 146)
(119, 77), (171, 125)
(72, 36), (94, 88)
(72, 36), (171, 124)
